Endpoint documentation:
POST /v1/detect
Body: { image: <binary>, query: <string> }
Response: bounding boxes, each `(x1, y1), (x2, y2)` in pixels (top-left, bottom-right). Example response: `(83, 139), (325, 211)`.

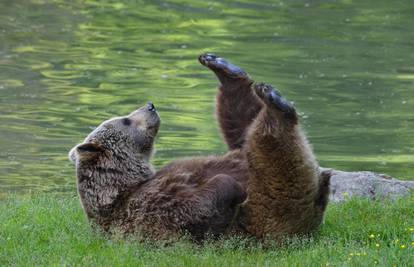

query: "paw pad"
(199, 53), (248, 79)
(254, 83), (281, 100)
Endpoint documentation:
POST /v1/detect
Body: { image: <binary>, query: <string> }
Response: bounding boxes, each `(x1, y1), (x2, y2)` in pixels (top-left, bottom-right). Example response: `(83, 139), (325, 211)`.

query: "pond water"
(1, 0), (413, 195)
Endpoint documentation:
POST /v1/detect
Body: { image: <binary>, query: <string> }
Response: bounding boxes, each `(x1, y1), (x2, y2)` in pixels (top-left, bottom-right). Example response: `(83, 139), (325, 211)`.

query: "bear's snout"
(147, 102), (156, 112)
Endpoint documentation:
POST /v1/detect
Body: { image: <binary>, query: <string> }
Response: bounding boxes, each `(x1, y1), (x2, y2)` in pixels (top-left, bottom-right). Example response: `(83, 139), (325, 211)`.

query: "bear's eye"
(122, 118), (131, 126)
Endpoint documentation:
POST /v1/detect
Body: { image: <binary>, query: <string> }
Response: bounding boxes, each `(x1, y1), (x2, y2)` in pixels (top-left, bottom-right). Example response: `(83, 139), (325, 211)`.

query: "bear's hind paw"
(199, 53), (248, 80)
(254, 83), (296, 116)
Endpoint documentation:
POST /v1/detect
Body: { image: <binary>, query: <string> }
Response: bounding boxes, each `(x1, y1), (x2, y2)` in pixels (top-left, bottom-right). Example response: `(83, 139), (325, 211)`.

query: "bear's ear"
(76, 142), (104, 153)
(69, 142), (104, 162)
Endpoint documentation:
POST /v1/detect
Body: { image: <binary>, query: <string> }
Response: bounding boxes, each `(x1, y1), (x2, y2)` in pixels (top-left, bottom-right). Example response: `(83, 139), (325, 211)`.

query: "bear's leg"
(187, 174), (247, 241)
(314, 169), (332, 222)
(240, 83), (325, 238)
(199, 53), (262, 150)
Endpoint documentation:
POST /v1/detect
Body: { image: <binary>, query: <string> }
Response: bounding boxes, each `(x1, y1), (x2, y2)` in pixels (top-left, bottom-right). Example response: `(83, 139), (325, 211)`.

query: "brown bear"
(69, 54), (330, 241)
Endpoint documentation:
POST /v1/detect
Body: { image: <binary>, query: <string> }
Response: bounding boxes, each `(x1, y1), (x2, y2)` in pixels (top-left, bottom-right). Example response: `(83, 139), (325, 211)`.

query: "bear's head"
(69, 103), (160, 230)
(69, 103), (160, 221)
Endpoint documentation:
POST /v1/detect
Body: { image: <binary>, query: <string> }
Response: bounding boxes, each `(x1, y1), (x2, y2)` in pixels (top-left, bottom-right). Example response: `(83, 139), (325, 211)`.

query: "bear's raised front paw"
(199, 53), (248, 79)
(254, 83), (296, 115)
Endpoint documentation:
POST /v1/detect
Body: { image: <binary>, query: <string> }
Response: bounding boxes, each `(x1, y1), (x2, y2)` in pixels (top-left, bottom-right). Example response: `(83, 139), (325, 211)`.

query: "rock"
(321, 168), (414, 202)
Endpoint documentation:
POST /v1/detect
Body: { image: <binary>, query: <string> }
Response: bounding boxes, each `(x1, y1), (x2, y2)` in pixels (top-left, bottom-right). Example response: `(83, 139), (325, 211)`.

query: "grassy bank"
(0, 193), (413, 266)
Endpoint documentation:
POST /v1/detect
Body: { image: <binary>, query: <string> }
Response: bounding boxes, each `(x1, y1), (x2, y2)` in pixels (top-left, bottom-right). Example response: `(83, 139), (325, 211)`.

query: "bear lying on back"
(69, 54), (330, 241)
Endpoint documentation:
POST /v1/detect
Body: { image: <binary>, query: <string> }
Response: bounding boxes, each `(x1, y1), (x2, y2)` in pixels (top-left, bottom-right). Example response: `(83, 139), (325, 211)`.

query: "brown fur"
(240, 87), (322, 236)
(199, 54), (331, 238)
(69, 54), (330, 242)
(211, 66), (262, 150)
(117, 151), (248, 240)
(70, 104), (247, 241)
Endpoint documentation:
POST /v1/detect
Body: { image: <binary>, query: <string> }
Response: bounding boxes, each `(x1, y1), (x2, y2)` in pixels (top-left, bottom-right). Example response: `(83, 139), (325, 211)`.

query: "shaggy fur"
(70, 104), (247, 241)
(69, 54), (330, 241)
(199, 54), (331, 238)
(199, 54), (263, 150)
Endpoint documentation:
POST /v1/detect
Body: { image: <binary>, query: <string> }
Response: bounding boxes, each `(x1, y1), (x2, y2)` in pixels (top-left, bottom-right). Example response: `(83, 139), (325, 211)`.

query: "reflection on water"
(0, 0), (413, 194)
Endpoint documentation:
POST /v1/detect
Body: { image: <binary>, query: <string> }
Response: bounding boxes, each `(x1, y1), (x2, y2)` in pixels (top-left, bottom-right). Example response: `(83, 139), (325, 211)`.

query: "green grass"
(1, 193), (413, 266)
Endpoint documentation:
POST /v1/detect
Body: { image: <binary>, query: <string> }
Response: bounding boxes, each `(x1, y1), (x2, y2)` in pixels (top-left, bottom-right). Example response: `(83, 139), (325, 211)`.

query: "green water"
(0, 0), (413, 195)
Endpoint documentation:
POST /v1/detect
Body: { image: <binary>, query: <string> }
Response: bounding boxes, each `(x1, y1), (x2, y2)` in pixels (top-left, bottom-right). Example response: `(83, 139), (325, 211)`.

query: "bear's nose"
(147, 102), (156, 112)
